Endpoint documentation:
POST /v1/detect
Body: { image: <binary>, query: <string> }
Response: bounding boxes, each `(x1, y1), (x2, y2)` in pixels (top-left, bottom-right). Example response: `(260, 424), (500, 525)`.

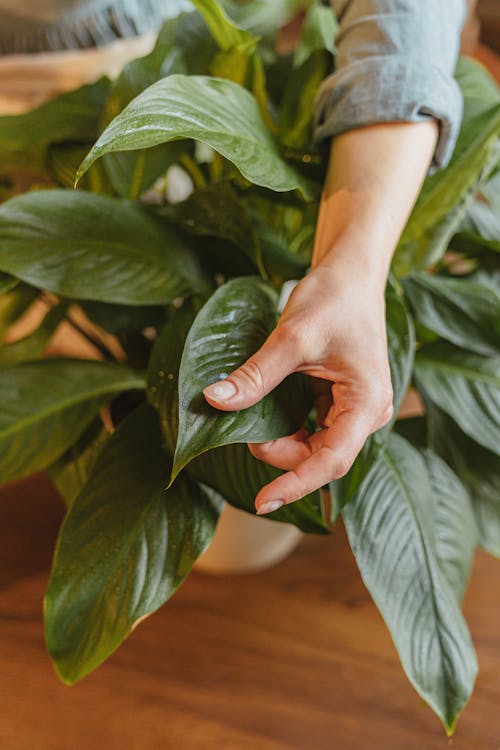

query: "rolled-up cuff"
(313, 56), (464, 169)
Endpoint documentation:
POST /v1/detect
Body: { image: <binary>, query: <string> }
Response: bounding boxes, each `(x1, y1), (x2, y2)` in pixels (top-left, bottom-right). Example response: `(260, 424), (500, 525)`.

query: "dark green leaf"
(0, 190), (205, 305)
(422, 449), (477, 601)
(0, 358), (144, 486)
(341, 433), (477, 732)
(394, 415), (427, 448)
(293, 4), (337, 68)
(395, 58), (500, 274)
(403, 271), (500, 355)
(148, 304), (328, 535)
(452, 230), (500, 254)
(147, 300), (201, 455)
(245, 189), (319, 264)
(428, 404), (500, 558)
(254, 219), (309, 283)
(77, 75), (310, 196)
(0, 77), (109, 175)
(385, 284), (415, 428)
(171, 277), (311, 482)
(191, 443), (330, 534)
(45, 403), (220, 684)
(415, 341), (500, 455)
(172, 181), (265, 274)
(279, 51), (331, 149)
(47, 141), (115, 195)
(101, 24), (192, 198)
(48, 418), (110, 508)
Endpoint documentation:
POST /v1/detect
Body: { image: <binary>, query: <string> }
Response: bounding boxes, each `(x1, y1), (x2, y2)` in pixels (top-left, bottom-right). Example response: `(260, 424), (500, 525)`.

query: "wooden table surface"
(0, 475), (499, 750)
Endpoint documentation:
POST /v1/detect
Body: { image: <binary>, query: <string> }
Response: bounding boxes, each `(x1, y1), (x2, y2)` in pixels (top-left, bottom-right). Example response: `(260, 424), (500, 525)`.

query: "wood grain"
(0, 474), (499, 750)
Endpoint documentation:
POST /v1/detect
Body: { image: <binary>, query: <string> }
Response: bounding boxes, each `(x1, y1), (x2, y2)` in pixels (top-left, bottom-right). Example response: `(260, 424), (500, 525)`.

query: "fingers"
(254, 409), (374, 515)
(203, 327), (300, 411)
(249, 429), (312, 470)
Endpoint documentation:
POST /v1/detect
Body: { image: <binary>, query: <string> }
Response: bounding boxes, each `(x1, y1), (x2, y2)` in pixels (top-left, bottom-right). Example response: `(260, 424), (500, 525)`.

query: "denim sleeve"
(313, 0), (467, 168)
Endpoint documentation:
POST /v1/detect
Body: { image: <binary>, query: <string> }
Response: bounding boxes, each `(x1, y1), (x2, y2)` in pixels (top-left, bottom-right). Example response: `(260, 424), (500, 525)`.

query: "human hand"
(203, 121), (438, 515)
(202, 256), (394, 515)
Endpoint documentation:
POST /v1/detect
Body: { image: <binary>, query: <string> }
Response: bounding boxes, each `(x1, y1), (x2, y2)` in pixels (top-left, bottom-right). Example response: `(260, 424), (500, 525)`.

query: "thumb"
(203, 328), (298, 411)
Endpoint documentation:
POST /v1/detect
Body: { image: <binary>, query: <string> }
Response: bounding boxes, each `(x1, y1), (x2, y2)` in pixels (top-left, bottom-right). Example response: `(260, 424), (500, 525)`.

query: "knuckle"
(238, 359), (265, 394)
(276, 321), (309, 351)
(317, 444), (352, 480)
(332, 454), (353, 479)
(289, 468), (308, 500)
(379, 402), (394, 427)
(364, 380), (394, 416)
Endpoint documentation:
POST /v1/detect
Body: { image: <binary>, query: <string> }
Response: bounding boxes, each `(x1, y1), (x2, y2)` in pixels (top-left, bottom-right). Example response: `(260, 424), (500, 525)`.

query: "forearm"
(311, 120), (438, 285)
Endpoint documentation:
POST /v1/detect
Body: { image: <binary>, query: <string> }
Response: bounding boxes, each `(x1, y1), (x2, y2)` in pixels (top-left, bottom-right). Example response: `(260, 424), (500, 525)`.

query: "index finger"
(255, 409), (370, 514)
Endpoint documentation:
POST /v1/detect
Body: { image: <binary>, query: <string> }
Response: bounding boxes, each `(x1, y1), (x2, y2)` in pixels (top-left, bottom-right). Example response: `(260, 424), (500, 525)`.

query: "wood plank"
(0, 475), (499, 750)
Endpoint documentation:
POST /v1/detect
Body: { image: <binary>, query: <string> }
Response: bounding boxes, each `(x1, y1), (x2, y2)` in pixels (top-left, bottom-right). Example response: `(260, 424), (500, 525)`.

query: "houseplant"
(0, 0), (498, 734)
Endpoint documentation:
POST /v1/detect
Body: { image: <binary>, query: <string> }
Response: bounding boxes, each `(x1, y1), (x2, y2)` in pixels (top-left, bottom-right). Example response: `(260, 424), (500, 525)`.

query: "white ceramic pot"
(194, 502), (304, 575)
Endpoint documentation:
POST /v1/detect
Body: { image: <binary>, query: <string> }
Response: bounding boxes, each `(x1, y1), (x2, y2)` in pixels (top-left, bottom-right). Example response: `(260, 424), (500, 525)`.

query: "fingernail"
(256, 500), (284, 515)
(204, 379), (237, 401)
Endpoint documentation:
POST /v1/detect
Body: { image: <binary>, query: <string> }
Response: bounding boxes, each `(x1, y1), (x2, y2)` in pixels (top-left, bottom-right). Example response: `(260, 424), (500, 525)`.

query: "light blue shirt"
(314, 0), (467, 168)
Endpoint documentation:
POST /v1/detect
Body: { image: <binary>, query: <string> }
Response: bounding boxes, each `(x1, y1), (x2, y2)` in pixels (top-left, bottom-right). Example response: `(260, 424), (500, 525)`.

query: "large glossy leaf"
(147, 301), (328, 534)
(385, 284), (415, 427)
(48, 419), (111, 509)
(293, 4), (337, 68)
(147, 300), (201, 455)
(428, 404), (500, 558)
(0, 77), (110, 174)
(395, 58), (500, 274)
(77, 75), (310, 195)
(414, 341), (500, 455)
(0, 303), (66, 367)
(422, 449), (477, 601)
(45, 404), (221, 684)
(171, 277), (311, 482)
(172, 181), (265, 274)
(101, 20), (193, 198)
(0, 358), (144, 486)
(0, 190), (205, 305)
(191, 443), (329, 534)
(403, 272), (500, 356)
(341, 433), (477, 732)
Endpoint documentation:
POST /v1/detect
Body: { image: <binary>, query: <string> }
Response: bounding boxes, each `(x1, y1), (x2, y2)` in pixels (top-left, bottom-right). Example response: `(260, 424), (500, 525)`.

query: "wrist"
(312, 214), (394, 291)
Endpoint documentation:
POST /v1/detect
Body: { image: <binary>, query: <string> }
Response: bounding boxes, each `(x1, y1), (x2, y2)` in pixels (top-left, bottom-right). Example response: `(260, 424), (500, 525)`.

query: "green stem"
(179, 154), (207, 189)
